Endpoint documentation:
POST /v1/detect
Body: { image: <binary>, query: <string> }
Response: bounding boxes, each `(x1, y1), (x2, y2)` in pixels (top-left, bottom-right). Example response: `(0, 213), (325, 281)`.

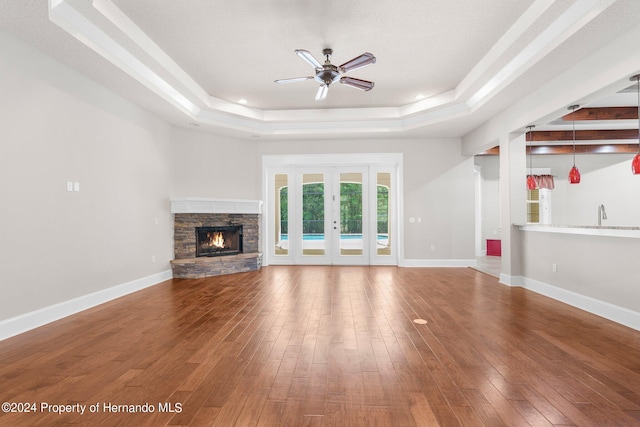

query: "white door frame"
(262, 153), (403, 266)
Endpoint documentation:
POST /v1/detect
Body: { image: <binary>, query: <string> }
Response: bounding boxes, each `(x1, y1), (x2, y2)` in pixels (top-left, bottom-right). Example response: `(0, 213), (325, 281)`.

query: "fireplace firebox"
(195, 226), (243, 257)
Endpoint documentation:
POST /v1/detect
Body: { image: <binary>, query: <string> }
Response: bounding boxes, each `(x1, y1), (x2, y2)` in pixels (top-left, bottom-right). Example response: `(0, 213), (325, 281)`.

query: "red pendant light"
(632, 74), (640, 175)
(568, 104), (581, 184)
(526, 125), (537, 190)
(632, 154), (640, 174)
(568, 165), (581, 184)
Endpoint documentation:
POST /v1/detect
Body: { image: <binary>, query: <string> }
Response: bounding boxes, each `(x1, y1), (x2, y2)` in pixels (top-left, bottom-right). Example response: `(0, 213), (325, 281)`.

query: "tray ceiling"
(1, 0), (640, 140)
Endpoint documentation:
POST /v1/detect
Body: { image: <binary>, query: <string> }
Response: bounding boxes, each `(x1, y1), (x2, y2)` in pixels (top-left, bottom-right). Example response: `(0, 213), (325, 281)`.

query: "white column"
(499, 132), (526, 284)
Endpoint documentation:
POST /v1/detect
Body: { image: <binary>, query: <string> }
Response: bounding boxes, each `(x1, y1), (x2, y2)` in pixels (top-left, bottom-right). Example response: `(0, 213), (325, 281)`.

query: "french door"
(290, 167), (369, 265)
(266, 158), (398, 266)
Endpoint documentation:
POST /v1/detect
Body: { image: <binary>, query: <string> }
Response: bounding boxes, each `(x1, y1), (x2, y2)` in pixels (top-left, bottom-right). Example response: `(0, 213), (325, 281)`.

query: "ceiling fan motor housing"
(315, 64), (340, 86)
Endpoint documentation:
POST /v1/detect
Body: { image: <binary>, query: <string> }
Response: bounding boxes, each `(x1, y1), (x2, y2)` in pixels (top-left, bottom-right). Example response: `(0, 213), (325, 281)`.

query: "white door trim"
(262, 153), (403, 266)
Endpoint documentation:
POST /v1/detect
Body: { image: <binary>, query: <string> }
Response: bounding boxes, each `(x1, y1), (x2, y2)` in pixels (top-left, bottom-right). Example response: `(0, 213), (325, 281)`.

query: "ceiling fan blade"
(295, 49), (323, 69)
(274, 76), (314, 84)
(339, 52), (376, 73)
(339, 76), (375, 91)
(315, 84), (328, 101)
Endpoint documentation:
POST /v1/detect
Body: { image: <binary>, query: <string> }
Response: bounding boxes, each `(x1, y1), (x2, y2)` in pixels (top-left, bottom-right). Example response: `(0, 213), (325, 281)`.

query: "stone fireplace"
(170, 198), (262, 279)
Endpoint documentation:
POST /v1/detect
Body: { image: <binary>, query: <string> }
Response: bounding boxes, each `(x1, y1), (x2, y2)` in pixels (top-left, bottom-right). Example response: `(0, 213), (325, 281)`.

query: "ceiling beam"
(561, 107), (638, 120)
(532, 129), (638, 141)
(529, 144), (639, 155)
(477, 144), (640, 156)
(476, 107), (640, 156)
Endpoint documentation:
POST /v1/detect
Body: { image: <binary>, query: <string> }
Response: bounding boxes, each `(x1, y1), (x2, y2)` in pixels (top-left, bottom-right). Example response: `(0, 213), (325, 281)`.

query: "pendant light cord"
(637, 75), (640, 154)
(572, 107), (576, 165)
(527, 125), (534, 174)
(570, 105), (578, 166)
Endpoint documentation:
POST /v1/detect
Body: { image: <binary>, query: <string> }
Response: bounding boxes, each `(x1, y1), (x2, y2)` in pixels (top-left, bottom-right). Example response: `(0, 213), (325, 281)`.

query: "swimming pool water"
(280, 234), (387, 241)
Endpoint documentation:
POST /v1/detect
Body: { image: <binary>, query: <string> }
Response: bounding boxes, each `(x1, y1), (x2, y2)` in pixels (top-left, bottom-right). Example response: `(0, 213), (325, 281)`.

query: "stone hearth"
(170, 198), (262, 279)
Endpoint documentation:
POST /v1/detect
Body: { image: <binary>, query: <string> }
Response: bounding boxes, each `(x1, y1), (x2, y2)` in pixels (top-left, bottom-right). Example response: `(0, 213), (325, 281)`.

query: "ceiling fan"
(274, 48), (376, 100)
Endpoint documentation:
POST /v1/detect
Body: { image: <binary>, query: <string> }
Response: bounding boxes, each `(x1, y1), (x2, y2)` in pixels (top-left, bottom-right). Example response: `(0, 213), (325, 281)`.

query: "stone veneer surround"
(169, 199), (262, 278)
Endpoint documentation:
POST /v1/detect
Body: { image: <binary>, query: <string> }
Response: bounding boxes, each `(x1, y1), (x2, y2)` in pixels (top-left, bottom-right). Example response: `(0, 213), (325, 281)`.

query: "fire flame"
(206, 231), (225, 248)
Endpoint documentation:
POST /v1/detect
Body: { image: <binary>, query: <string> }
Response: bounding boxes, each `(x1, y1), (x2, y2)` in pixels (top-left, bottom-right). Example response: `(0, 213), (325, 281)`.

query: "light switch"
(73, 182), (80, 192)
(66, 181), (73, 192)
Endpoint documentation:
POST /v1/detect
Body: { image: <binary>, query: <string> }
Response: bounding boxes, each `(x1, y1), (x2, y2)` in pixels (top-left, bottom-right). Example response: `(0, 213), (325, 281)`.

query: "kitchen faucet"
(598, 204), (607, 226)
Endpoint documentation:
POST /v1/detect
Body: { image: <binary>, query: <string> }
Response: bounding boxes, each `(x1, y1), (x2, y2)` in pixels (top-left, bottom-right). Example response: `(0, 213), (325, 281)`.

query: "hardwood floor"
(1, 266), (640, 426)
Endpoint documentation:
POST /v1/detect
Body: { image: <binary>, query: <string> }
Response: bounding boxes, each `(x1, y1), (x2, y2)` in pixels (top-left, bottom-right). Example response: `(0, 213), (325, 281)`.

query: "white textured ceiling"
(1, 0), (640, 140)
(110, 0), (532, 110)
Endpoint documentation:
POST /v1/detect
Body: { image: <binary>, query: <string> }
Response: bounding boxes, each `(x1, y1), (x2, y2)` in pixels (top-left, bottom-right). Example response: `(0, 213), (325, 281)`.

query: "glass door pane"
(339, 172), (363, 256)
(302, 173), (326, 256)
(376, 172), (392, 256)
(274, 173), (289, 256)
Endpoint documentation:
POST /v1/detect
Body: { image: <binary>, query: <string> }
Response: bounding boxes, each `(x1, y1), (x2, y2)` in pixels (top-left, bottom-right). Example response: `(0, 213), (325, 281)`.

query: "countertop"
(515, 223), (640, 238)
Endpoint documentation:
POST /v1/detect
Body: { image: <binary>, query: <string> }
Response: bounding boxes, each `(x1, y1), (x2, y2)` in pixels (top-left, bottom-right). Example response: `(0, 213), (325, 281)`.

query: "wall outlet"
(552, 263), (558, 272)
(152, 255), (156, 263)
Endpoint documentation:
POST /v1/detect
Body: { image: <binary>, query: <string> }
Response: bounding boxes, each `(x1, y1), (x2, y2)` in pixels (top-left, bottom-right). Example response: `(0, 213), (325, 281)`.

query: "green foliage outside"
(279, 183), (389, 235)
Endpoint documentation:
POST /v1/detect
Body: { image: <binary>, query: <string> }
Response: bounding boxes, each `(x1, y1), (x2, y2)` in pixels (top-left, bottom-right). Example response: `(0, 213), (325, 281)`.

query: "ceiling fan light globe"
(314, 64), (340, 85)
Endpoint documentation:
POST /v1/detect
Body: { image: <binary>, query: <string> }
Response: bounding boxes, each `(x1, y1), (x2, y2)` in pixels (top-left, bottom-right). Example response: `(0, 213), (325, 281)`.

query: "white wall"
(0, 28), (478, 337)
(166, 133), (478, 262)
(531, 154), (640, 226)
(521, 231), (640, 314)
(475, 153), (640, 233)
(170, 128), (261, 199)
(474, 156), (501, 243)
(257, 138), (476, 261)
(0, 32), (174, 323)
(461, 21), (640, 329)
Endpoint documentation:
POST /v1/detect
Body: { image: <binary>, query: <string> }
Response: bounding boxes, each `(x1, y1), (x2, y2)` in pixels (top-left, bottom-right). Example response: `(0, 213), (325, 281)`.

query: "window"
(527, 188), (551, 224)
(527, 189), (540, 223)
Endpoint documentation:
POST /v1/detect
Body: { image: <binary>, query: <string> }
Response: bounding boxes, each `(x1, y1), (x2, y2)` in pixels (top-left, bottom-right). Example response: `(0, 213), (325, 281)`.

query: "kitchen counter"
(516, 223), (640, 238)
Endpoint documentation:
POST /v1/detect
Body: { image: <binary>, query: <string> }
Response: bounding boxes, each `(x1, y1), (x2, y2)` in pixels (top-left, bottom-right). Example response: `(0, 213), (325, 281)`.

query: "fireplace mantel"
(170, 198), (262, 214)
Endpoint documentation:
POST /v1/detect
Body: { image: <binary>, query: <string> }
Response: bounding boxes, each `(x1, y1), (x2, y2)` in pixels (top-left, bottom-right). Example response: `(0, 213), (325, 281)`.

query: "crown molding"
(48, 0), (617, 137)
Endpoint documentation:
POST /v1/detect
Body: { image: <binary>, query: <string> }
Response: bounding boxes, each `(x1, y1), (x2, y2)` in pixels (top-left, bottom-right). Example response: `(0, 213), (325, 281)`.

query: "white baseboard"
(401, 259), (476, 268)
(514, 276), (640, 331)
(0, 270), (173, 341)
(498, 273), (524, 287)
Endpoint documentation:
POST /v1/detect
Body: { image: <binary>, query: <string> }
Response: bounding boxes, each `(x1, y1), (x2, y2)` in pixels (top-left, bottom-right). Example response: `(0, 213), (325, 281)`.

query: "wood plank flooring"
(1, 266), (640, 426)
